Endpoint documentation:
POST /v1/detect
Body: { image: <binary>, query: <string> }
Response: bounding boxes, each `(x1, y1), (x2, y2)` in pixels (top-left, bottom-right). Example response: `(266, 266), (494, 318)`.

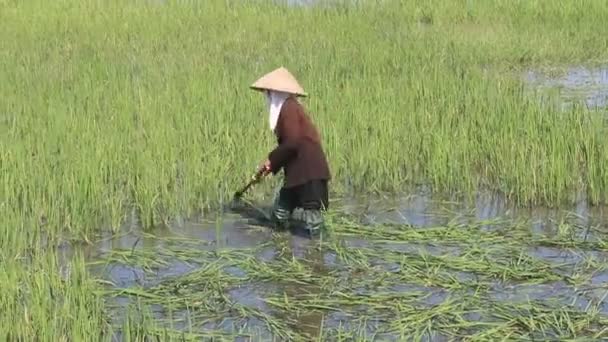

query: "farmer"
(250, 67), (331, 236)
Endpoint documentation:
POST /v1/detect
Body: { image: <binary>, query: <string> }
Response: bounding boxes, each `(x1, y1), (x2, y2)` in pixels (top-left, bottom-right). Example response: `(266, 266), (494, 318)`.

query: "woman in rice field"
(251, 67), (331, 237)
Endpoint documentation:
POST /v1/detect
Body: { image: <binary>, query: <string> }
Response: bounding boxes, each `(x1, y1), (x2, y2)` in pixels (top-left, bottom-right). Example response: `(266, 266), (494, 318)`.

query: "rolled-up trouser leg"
(291, 180), (328, 237)
(291, 201), (325, 237)
(271, 187), (295, 230)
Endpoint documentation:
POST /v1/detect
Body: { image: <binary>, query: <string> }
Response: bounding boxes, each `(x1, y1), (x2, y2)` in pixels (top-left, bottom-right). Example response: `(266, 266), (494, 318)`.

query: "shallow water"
(338, 189), (608, 236)
(68, 190), (608, 339)
(524, 65), (608, 111)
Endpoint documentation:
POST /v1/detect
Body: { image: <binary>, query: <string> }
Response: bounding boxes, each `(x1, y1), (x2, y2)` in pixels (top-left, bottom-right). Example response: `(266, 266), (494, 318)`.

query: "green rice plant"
(3, 0), (608, 340)
(3, 0), (608, 238)
(0, 250), (110, 341)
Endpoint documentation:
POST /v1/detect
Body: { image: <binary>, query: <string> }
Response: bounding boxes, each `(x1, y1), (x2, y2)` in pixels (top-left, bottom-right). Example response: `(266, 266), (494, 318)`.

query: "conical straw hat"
(250, 67), (308, 97)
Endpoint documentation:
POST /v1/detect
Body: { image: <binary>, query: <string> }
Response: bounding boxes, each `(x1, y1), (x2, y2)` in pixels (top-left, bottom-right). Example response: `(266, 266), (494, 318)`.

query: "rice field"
(59, 195), (608, 340)
(2, 0), (608, 340)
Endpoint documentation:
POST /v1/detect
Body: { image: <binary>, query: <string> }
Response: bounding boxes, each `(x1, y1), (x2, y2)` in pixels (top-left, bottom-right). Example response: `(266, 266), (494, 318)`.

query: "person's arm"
(268, 140), (298, 174)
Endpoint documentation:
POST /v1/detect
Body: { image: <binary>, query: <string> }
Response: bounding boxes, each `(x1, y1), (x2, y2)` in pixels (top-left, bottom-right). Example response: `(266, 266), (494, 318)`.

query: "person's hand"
(256, 159), (272, 179)
(261, 159), (272, 175)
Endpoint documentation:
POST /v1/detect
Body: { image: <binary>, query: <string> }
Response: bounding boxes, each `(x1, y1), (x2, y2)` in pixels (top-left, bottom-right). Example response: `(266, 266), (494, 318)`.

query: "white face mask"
(266, 90), (290, 130)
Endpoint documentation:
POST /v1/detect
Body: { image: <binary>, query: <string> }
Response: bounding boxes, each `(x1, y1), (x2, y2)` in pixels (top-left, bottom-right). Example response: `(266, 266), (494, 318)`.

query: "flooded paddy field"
(524, 65), (608, 112)
(3, 0), (608, 340)
(57, 190), (608, 340)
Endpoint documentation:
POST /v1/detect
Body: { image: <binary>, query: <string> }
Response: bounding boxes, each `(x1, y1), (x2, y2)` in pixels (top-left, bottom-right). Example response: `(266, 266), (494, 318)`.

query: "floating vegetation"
(88, 213), (608, 340)
(3, 0), (608, 340)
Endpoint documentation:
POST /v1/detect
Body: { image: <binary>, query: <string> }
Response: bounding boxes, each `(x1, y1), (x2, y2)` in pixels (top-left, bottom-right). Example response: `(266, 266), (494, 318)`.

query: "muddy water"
(524, 65), (608, 111)
(68, 190), (608, 339)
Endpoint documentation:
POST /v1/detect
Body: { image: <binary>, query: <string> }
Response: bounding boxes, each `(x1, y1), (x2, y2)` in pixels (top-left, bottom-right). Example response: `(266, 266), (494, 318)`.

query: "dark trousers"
(271, 179), (329, 234)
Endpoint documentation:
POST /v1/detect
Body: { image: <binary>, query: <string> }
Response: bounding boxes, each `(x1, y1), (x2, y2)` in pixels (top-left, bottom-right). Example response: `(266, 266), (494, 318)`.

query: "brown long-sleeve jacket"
(268, 97), (331, 188)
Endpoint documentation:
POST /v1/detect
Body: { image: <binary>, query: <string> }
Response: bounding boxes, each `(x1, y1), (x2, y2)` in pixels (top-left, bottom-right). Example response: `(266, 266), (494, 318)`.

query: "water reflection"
(338, 190), (607, 238)
(277, 239), (326, 339)
(525, 65), (608, 110)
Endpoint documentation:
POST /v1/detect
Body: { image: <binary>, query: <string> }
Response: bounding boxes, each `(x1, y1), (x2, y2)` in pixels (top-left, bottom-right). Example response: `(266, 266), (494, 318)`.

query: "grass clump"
(0, 251), (110, 341)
